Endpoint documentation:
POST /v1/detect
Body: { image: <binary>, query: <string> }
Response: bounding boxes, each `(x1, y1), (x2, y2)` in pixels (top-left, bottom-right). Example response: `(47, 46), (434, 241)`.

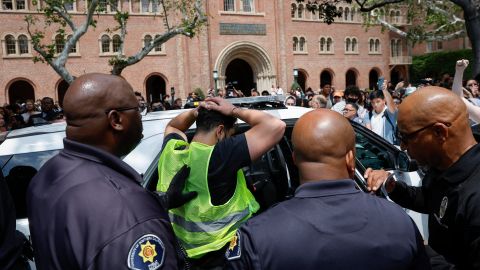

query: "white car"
(1, 97), (428, 268)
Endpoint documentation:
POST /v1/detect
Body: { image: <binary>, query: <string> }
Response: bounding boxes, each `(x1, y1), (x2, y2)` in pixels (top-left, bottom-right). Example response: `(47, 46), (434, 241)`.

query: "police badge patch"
(225, 231), (241, 261)
(128, 234), (165, 270)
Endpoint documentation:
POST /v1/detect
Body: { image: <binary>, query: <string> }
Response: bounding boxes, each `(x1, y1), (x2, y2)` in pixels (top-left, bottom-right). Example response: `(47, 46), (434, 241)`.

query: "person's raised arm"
(453, 59), (468, 97)
(203, 97), (286, 161)
(452, 59), (480, 123)
(164, 108), (198, 141)
(382, 82), (396, 114)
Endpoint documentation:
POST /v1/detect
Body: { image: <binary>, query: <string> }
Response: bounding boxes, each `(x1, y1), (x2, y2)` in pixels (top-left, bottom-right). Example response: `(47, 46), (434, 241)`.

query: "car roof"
(0, 105), (312, 174)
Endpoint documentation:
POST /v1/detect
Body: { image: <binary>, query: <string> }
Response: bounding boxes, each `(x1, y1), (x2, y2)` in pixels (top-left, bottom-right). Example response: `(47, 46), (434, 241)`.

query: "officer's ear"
(215, 124), (225, 141)
(106, 110), (124, 131)
(345, 149), (355, 178)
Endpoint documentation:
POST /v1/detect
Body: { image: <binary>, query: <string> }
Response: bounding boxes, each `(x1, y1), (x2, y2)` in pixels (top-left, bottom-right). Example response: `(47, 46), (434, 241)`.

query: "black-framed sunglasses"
(396, 122), (451, 143)
(105, 106), (146, 116)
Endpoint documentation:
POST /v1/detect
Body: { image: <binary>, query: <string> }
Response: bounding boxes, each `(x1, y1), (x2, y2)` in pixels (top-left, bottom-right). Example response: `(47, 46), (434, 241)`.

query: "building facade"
(0, 0), (412, 105)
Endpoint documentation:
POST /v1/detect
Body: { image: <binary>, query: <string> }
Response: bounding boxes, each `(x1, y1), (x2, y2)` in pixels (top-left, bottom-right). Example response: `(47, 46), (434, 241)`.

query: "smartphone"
(377, 77), (385, 91)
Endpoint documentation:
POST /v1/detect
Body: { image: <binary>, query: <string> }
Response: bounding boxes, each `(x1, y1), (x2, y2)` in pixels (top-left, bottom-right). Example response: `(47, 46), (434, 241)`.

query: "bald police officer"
(366, 87), (480, 269)
(226, 109), (429, 270)
(27, 74), (195, 270)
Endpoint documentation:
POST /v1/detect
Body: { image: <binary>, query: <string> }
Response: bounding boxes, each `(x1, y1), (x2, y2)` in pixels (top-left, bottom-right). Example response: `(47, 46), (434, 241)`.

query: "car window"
(355, 131), (395, 170)
(1, 150), (60, 219)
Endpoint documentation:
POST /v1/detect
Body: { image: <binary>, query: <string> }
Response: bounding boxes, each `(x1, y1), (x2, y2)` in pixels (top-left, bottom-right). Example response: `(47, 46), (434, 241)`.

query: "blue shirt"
(226, 180), (429, 270)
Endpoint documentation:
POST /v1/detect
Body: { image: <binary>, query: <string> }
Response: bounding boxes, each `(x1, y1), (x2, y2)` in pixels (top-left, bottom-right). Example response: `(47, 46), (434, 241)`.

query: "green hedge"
(410, 49), (474, 83)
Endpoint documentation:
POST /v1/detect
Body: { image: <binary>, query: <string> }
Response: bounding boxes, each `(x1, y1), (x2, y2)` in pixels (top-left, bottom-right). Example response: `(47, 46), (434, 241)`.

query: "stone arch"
(320, 69), (334, 88)
(215, 41), (276, 92)
(297, 68), (309, 91)
(368, 68), (382, 90)
(6, 78), (36, 104)
(345, 68), (359, 87)
(144, 72), (168, 103)
(55, 79), (70, 107)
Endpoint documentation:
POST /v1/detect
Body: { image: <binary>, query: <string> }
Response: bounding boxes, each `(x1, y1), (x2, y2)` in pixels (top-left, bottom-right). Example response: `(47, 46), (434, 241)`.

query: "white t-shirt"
(371, 107), (386, 138)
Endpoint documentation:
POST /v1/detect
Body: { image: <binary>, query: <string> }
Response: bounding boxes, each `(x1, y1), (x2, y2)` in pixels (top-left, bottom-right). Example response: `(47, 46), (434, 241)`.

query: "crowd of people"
(1, 58), (480, 270)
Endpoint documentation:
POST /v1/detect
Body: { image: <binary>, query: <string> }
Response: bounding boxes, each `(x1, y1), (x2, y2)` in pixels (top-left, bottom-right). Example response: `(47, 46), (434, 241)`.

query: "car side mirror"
(396, 151), (418, 172)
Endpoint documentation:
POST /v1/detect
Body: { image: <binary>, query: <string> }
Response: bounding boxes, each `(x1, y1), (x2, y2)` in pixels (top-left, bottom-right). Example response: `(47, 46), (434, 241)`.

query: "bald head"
(292, 109), (356, 182)
(63, 73), (142, 157)
(398, 86), (467, 133)
(398, 86), (476, 169)
(63, 73), (135, 123)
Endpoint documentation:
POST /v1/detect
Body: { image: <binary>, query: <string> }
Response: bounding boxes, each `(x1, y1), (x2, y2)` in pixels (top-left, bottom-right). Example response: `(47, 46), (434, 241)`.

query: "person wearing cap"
(332, 90), (344, 105)
(331, 86), (368, 119)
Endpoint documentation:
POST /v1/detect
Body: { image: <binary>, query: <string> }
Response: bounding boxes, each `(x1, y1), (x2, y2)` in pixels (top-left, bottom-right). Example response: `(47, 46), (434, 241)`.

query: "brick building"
(0, 0), (412, 105)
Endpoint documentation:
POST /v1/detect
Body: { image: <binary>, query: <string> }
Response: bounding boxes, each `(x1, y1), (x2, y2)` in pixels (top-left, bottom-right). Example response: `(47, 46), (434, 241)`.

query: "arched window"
(242, 0), (253, 12)
(18, 35), (29, 54)
(112, 35), (121, 52)
(390, 10), (395, 23)
(369, 39), (374, 52)
(293, 37), (298, 51)
(5, 35), (16, 55)
(352, 38), (357, 52)
(351, 8), (355, 21)
(391, 39), (397, 57)
(299, 37), (305, 51)
(298, 4), (303, 18)
(320, 37), (325, 51)
(144, 34), (152, 47)
(375, 39), (380, 52)
(55, 34), (65, 54)
(344, 7), (349, 21)
(338, 7), (343, 20)
(101, 35), (110, 53)
(396, 39), (402, 56)
(291, 3), (297, 18)
(67, 35), (76, 53)
(395, 10), (401, 23)
(154, 34), (162, 51)
(224, 0), (234, 11)
(326, 38), (332, 51)
(345, 38), (351, 52)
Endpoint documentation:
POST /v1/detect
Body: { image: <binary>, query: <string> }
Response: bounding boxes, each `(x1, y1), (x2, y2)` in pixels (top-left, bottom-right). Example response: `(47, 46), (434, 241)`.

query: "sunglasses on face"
(396, 122), (451, 144)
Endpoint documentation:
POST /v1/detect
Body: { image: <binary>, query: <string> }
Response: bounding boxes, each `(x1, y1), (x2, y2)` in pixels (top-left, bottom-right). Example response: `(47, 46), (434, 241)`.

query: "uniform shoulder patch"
(225, 231), (241, 261)
(128, 234), (165, 270)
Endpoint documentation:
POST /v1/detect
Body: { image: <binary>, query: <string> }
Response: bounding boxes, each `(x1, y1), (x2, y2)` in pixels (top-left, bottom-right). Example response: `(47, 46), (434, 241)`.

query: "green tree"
(25, 0), (206, 84)
(297, 0), (479, 79)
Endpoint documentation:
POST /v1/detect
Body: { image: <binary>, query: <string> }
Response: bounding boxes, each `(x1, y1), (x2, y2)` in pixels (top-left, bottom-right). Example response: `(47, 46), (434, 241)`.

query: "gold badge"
(139, 241), (157, 263)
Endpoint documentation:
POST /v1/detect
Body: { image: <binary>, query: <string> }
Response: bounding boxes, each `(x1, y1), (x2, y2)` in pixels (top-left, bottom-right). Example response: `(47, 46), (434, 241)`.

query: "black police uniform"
(226, 180), (430, 270)
(27, 139), (180, 270)
(389, 143), (480, 269)
(0, 172), (30, 269)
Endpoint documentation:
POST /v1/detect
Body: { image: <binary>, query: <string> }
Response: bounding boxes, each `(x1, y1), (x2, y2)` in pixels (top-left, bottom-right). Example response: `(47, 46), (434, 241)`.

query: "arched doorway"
(225, 59), (255, 95)
(8, 80), (35, 104)
(369, 69), (380, 90)
(297, 70), (307, 91)
(215, 41), (276, 93)
(57, 80), (69, 107)
(145, 75), (166, 103)
(345, 69), (357, 87)
(320, 70), (332, 88)
(390, 66), (406, 86)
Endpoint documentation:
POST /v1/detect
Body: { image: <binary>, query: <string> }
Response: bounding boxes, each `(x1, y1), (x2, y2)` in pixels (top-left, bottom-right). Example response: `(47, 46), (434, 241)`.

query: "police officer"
(157, 97), (285, 266)
(27, 73), (196, 270)
(226, 109), (430, 270)
(366, 87), (480, 269)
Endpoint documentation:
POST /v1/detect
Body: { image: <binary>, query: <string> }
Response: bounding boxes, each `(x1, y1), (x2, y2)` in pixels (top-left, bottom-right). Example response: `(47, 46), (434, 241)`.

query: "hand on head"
(201, 97), (236, 116)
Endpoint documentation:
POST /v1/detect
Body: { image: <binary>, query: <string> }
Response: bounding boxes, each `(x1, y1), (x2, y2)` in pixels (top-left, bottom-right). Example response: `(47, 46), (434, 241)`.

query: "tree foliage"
(25, 0), (207, 84)
(411, 49), (473, 82)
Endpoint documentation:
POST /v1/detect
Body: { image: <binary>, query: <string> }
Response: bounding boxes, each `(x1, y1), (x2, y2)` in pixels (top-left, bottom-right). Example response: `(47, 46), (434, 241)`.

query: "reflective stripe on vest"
(169, 208), (250, 233)
(158, 139), (259, 258)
